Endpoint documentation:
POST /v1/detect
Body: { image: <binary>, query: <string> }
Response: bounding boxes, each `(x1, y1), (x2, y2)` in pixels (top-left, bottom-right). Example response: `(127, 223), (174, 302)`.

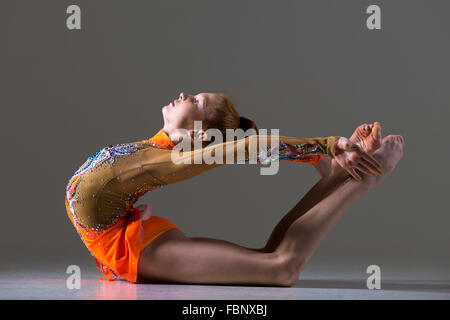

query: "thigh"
(136, 229), (290, 286)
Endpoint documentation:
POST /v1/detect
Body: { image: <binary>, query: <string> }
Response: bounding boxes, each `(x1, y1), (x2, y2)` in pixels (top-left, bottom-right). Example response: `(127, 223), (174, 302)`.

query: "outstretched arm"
(141, 134), (343, 185)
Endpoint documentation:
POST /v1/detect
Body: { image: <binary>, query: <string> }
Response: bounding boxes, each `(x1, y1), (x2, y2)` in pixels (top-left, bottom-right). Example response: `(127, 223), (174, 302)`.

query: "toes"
(372, 122), (381, 132)
(383, 135), (405, 147)
(382, 135), (396, 143)
(395, 135), (405, 144)
(357, 124), (365, 132)
(361, 124), (371, 136)
(372, 124), (382, 142)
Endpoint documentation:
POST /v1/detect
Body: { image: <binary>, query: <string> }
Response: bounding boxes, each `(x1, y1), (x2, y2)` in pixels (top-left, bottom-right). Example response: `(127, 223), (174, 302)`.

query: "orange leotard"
(64, 129), (340, 282)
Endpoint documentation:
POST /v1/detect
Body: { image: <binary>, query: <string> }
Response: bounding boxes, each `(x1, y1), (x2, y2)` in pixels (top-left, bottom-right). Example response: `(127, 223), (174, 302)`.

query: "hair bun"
(238, 116), (258, 133)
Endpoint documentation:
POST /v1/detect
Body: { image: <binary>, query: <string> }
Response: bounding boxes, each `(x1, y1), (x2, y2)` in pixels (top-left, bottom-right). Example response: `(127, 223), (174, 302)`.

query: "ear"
(171, 128), (190, 144)
(190, 129), (209, 143)
(197, 129), (210, 142)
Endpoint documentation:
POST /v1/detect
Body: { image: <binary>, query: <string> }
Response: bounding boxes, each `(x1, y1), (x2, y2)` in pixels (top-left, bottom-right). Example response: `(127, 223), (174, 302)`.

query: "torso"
(65, 130), (175, 231)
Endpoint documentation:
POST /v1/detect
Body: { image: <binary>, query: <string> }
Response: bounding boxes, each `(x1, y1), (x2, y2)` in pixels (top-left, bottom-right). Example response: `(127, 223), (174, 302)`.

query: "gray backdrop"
(1, 0), (449, 280)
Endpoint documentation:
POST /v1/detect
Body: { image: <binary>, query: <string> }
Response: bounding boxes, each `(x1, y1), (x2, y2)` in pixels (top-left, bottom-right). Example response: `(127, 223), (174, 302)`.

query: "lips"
(170, 100), (176, 107)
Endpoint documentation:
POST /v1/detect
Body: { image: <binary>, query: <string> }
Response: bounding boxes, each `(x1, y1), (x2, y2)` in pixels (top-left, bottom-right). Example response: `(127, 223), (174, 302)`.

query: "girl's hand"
(333, 137), (383, 181)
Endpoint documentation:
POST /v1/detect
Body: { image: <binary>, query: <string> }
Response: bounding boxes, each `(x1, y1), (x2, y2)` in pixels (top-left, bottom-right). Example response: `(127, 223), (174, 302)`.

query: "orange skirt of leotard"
(64, 197), (181, 283)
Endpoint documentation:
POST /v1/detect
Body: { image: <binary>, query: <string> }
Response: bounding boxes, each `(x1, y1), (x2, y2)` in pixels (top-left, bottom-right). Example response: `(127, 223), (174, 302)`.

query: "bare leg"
(263, 121), (383, 252)
(262, 171), (350, 252)
(137, 135), (403, 287)
(137, 228), (293, 286)
(274, 135), (404, 282)
(136, 164), (350, 286)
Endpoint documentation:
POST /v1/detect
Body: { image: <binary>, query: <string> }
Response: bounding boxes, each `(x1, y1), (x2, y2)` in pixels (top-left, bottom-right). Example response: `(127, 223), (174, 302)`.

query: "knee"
(273, 253), (303, 287)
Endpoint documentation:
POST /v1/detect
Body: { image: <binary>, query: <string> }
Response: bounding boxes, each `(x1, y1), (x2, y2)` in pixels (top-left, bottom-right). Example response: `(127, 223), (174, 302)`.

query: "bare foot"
(350, 121), (382, 153)
(329, 122), (383, 177)
(360, 134), (405, 188)
(319, 122), (383, 178)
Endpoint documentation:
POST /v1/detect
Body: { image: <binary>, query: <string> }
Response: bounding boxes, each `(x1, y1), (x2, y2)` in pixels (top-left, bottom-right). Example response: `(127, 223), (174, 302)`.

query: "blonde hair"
(202, 92), (258, 147)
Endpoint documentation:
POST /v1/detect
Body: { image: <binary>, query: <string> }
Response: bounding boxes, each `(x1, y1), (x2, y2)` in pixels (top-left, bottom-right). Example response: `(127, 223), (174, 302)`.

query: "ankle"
(357, 173), (382, 190)
(328, 168), (351, 183)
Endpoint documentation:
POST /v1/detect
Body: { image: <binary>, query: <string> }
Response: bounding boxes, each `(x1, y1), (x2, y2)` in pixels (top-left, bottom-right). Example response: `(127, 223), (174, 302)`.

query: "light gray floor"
(1, 269), (449, 300)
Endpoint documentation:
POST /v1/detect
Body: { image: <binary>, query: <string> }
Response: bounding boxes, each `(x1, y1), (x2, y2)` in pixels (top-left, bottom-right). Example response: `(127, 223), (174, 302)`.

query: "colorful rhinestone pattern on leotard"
(257, 142), (323, 165)
(66, 144), (147, 206)
(64, 129), (177, 281)
(65, 129), (174, 240)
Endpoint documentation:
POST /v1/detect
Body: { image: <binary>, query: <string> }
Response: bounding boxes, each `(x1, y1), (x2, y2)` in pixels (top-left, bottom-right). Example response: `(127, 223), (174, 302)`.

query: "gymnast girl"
(65, 92), (404, 286)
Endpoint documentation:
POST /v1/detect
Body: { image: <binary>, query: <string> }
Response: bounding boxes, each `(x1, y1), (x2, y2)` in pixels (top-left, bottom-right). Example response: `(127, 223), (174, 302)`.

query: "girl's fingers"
(356, 163), (377, 177)
(346, 167), (362, 181)
(349, 147), (382, 174)
(360, 152), (383, 174)
(357, 157), (380, 176)
(360, 156), (383, 175)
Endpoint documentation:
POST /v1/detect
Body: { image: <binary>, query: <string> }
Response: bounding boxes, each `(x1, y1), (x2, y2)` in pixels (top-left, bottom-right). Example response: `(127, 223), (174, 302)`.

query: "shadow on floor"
(294, 279), (450, 292)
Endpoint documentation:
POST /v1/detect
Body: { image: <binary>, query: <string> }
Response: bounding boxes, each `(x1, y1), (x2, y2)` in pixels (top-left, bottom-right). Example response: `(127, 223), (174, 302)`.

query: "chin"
(161, 113), (170, 126)
(162, 105), (169, 118)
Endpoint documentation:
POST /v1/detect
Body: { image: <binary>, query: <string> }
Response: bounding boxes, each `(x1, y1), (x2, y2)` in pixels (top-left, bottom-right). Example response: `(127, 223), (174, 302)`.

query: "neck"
(162, 124), (184, 145)
(162, 123), (174, 139)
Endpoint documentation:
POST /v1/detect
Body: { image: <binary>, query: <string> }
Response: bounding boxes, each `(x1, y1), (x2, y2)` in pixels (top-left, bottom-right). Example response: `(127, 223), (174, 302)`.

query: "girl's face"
(162, 92), (218, 131)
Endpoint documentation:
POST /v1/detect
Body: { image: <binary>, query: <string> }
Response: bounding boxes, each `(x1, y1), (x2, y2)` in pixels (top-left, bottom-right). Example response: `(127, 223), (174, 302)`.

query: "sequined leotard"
(64, 129), (340, 282)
